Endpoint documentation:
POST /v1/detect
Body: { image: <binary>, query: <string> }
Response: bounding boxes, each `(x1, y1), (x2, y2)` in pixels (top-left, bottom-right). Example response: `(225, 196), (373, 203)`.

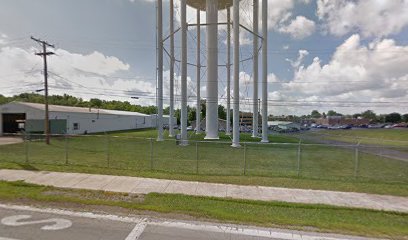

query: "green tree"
(311, 110), (322, 118)
(188, 107), (196, 123)
(174, 109), (181, 125)
(361, 110), (376, 120)
(200, 100), (206, 119)
(353, 113), (362, 119)
(218, 105), (226, 120)
(327, 110), (342, 117)
(385, 113), (402, 123)
(402, 114), (408, 123)
(163, 106), (170, 115)
(0, 94), (9, 105)
(89, 98), (103, 108)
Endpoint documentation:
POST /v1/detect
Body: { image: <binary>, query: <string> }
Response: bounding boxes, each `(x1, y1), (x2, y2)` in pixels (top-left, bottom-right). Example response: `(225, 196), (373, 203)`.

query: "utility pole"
(31, 36), (54, 145)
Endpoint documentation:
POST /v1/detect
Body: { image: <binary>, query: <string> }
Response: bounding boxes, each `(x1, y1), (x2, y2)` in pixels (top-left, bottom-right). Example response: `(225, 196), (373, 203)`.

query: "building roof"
(7, 102), (150, 117)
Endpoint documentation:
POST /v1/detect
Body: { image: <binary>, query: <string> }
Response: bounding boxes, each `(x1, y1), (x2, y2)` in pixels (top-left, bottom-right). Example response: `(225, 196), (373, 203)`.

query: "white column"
(226, 8), (231, 136)
(232, 0), (240, 147)
(252, 0), (259, 138)
(196, 9), (202, 134)
(261, 0), (269, 143)
(169, 0), (175, 137)
(157, 0), (164, 141)
(180, 0), (188, 145)
(205, 0), (219, 140)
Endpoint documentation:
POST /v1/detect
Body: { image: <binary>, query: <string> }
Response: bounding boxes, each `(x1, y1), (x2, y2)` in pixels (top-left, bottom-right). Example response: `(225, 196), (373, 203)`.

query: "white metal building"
(0, 102), (153, 135)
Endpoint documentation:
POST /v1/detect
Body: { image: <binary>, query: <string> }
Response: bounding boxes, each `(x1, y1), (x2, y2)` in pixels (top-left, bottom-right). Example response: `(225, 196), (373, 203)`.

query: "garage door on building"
(2, 113), (26, 134)
(25, 119), (67, 134)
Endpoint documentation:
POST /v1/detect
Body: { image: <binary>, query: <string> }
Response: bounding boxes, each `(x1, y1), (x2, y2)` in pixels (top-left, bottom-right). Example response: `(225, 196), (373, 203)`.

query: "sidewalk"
(0, 169), (407, 213)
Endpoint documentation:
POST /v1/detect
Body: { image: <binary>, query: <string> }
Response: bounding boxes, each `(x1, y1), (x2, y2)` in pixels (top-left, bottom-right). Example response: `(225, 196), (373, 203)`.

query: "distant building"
(191, 118), (229, 132)
(150, 114), (177, 128)
(315, 116), (370, 126)
(268, 121), (301, 130)
(238, 112), (262, 130)
(0, 102), (153, 135)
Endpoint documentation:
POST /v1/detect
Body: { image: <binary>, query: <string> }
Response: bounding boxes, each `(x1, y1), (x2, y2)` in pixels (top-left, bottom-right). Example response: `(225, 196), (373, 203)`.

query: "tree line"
(0, 93), (228, 124)
(309, 109), (408, 123)
(1, 93), (406, 124)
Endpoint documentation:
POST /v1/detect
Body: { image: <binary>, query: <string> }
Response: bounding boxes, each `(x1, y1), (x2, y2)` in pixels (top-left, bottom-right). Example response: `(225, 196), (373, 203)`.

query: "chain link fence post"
(196, 141), (199, 174)
(64, 133), (69, 165)
(297, 139), (302, 177)
(105, 132), (110, 168)
(243, 143), (247, 176)
(354, 140), (361, 179)
(24, 132), (29, 164)
(150, 138), (154, 171)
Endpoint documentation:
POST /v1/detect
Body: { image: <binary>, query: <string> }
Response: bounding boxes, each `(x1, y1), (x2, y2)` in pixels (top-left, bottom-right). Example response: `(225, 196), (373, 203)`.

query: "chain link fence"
(0, 133), (407, 183)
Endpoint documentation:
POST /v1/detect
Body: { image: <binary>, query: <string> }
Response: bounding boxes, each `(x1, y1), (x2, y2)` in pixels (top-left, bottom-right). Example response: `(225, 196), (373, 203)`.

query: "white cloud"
(239, 71), (252, 85)
(140, 0), (309, 45)
(317, 0), (408, 38)
(278, 16), (316, 39)
(0, 33), (7, 45)
(267, 73), (279, 83)
(284, 35), (408, 102)
(53, 50), (129, 76)
(0, 44), (155, 104)
(163, 70), (196, 102)
(268, 91), (284, 101)
(286, 49), (309, 68)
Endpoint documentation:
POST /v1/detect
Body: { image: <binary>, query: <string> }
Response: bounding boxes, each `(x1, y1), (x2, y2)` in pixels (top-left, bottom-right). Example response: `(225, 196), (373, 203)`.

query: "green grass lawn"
(0, 181), (407, 239)
(0, 129), (407, 196)
(307, 129), (408, 147)
(0, 130), (406, 182)
(110, 128), (300, 143)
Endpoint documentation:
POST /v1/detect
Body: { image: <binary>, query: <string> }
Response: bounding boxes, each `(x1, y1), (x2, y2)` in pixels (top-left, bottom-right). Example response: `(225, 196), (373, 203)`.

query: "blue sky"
(0, 0), (407, 115)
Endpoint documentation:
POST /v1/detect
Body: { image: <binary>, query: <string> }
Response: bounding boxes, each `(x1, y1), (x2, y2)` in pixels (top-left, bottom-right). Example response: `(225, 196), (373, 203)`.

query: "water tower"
(156, 0), (269, 147)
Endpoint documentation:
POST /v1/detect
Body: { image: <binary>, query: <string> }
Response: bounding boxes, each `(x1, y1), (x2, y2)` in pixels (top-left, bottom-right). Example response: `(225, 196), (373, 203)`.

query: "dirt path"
(0, 137), (23, 146)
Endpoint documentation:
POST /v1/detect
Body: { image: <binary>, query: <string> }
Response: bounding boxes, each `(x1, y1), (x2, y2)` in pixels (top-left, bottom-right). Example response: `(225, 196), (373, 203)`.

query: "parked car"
(339, 124), (352, 129)
(327, 125), (340, 130)
(392, 123), (408, 128)
(357, 124), (368, 128)
(368, 124), (386, 128)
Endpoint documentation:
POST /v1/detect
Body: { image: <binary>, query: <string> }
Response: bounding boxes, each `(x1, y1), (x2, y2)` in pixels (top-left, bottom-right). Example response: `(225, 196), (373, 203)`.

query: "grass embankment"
(0, 129), (407, 195)
(0, 181), (407, 239)
(307, 129), (408, 147)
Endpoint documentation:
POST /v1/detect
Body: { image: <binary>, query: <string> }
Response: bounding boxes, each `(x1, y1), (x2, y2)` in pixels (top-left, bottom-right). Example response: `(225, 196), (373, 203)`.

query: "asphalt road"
(0, 208), (135, 240)
(0, 204), (375, 240)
